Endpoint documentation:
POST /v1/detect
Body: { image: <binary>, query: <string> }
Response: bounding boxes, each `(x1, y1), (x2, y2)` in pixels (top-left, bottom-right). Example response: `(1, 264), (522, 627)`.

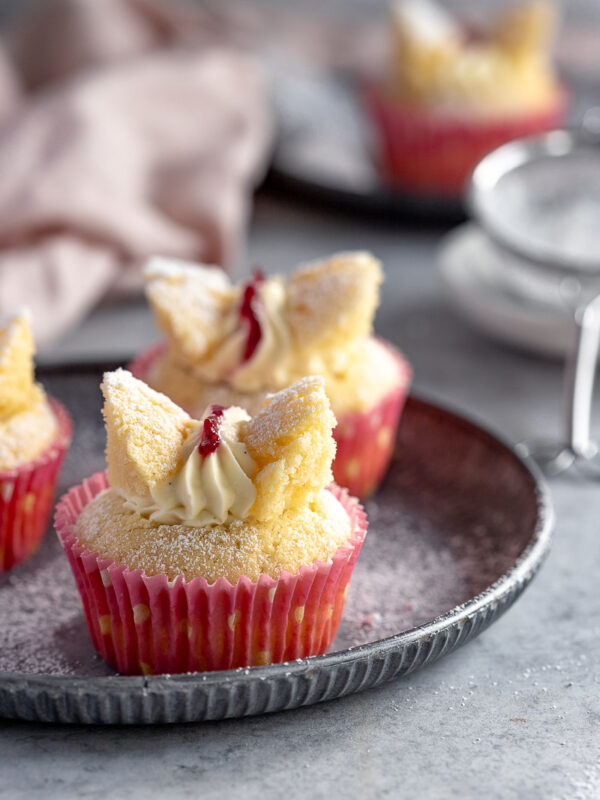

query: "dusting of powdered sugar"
(0, 370), (536, 675)
(0, 534), (111, 676)
(0, 307), (31, 364)
(144, 256), (229, 288)
(487, 153), (600, 270)
(333, 401), (534, 650)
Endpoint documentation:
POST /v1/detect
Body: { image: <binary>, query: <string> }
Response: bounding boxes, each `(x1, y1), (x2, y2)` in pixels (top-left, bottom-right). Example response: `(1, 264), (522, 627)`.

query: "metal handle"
(564, 292), (600, 460)
(518, 288), (600, 478)
(581, 107), (600, 145)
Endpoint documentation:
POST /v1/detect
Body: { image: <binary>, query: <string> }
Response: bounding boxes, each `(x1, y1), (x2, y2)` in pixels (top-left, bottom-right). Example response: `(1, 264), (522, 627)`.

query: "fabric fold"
(0, 0), (272, 344)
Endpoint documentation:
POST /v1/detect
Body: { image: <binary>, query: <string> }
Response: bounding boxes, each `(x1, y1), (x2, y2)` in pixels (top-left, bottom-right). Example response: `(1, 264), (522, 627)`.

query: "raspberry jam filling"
(239, 269), (265, 363)
(198, 404), (226, 457)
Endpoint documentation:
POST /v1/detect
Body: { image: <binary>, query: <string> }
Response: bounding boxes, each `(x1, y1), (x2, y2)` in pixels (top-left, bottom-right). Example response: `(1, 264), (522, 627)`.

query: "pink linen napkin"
(0, 0), (272, 345)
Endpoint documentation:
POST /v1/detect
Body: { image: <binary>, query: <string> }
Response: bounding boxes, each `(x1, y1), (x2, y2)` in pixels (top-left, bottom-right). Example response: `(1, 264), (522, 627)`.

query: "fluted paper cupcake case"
(0, 398), (72, 573)
(55, 473), (367, 675)
(363, 83), (569, 196)
(128, 341), (411, 499)
(332, 344), (411, 498)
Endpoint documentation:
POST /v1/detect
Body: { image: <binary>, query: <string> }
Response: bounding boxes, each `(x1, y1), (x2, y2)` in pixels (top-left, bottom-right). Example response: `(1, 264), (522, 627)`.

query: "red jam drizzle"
(197, 405), (226, 457)
(239, 269), (265, 363)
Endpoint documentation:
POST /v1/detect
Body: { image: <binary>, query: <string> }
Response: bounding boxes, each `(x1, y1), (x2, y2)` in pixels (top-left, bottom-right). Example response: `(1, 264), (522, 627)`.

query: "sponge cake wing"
(102, 368), (194, 500)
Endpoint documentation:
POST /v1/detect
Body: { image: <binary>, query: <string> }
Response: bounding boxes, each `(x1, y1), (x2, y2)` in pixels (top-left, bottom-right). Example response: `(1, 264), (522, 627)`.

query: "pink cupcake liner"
(128, 341), (167, 382)
(363, 83), (569, 196)
(55, 473), (367, 675)
(130, 341), (411, 499)
(0, 398), (72, 573)
(333, 344), (411, 499)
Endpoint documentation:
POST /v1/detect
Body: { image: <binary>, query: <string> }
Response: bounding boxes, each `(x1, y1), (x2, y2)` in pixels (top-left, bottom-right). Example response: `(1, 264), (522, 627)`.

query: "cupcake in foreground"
(364, 0), (568, 196)
(129, 252), (411, 498)
(0, 310), (72, 572)
(55, 369), (367, 675)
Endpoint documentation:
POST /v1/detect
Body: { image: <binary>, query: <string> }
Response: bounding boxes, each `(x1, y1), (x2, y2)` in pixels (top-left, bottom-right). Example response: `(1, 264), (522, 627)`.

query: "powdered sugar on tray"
(0, 368), (110, 675)
(333, 408), (529, 650)
(0, 534), (111, 676)
(0, 368), (532, 675)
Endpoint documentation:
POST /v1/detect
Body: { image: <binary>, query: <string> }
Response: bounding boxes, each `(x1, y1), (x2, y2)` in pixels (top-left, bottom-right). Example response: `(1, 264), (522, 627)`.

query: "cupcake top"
(143, 252), (392, 403)
(0, 310), (57, 471)
(388, 0), (560, 115)
(75, 369), (352, 583)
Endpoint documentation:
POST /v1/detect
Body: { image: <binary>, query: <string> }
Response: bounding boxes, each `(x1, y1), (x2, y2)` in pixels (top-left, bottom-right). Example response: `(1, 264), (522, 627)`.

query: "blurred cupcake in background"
(364, 0), (568, 196)
(0, 310), (71, 572)
(129, 252), (411, 499)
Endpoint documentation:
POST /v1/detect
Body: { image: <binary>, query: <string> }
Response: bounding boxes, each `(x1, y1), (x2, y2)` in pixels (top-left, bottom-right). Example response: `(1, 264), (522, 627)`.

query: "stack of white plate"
(438, 223), (573, 359)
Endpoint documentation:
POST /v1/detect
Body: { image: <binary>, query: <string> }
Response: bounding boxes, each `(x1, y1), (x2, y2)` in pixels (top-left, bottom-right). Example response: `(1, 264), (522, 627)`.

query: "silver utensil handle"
(564, 292), (600, 456)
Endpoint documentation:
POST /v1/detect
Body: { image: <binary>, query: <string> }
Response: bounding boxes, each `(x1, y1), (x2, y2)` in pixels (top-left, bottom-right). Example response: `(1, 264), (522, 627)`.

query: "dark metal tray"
(0, 363), (553, 724)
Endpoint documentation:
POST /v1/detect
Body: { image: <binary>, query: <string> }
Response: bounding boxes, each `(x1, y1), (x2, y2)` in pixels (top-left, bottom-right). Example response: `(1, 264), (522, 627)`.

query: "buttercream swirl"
(123, 406), (257, 526)
(188, 277), (292, 393)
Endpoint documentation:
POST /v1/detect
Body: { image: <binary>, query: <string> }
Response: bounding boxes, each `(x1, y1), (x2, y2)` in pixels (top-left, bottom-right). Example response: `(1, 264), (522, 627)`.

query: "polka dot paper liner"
(129, 341), (412, 500)
(332, 345), (411, 499)
(0, 398), (72, 573)
(127, 341), (166, 383)
(55, 473), (367, 675)
(363, 83), (569, 196)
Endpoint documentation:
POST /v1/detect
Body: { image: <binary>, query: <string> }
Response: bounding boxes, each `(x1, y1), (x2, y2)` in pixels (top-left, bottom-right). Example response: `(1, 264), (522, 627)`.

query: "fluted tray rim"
(0, 392), (553, 705)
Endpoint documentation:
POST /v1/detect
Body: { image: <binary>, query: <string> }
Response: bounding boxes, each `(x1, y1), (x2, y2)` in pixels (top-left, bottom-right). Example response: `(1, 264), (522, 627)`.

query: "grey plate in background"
(271, 72), (464, 222)
(0, 364), (553, 724)
(438, 223), (571, 359)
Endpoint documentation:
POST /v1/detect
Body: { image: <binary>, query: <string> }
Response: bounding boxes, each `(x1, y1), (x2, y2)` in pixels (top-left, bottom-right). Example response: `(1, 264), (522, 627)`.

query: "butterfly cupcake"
(129, 251), (411, 498)
(0, 310), (72, 572)
(55, 370), (367, 675)
(364, 0), (568, 196)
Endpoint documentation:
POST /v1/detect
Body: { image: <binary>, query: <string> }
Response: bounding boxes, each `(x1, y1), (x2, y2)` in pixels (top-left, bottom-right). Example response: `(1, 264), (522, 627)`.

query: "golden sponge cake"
(0, 310), (57, 469)
(0, 310), (39, 418)
(0, 309), (72, 574)
(132, 250), (412, 500)
(102, 368), (194, 501)
(244, 375), (336, 520)
(287, 251), (383, 356)
(75, 370), (351, 584)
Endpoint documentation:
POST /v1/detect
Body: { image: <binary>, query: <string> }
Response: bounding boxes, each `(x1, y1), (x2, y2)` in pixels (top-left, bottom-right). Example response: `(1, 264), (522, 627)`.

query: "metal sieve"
(468, 115), (600, 477)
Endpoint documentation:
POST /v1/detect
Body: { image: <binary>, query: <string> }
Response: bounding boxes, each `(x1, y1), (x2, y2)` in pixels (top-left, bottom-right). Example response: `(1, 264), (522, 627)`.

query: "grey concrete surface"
(3, 194), (600, 799)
